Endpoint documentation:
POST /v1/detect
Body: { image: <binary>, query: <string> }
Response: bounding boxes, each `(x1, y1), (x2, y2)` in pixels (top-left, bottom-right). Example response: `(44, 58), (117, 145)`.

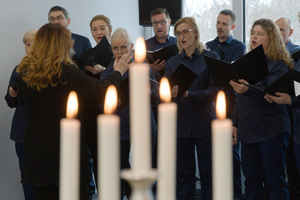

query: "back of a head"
(111, 28), (131, 44)
(150, 7), (170, 20)
(219, 9), (236, 24)
(23, 29), (38, 44)
(48, 5), (69, 19)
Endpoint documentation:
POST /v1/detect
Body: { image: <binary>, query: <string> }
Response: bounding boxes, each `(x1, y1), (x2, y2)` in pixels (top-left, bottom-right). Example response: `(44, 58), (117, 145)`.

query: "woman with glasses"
(16, 23), (128, 200)
(100, 28), (159, 200)
(230, 19), (293, 200)
(78, 15), (113, 79)
(164, 17), (219, 200)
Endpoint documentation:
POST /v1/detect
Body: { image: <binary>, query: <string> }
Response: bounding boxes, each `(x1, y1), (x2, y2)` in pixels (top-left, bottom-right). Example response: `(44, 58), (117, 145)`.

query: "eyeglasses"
(48, 15), (65, 22)
(112, 44), (130, 52)
(175, 29), (194, 37)
(152, 19), (169, 27)
(91, 27), (108, 33)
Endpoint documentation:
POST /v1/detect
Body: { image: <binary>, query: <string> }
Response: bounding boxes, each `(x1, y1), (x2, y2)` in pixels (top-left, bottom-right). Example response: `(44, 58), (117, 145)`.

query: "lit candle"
(157, 78), (177, 200)
(212, 91), (233, 200)
(98, 85), (120, 200)
(60, 91), (80, 200)
(130, 37), (151, 173)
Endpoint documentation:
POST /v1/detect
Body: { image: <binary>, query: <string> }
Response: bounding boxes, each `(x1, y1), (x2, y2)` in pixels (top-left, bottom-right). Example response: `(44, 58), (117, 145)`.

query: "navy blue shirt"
(100, 60), (159, 141)
(206, 35), (246, 63)
(72, 33), (92, 57)
(164, 49), (219, 138)
(5, 66), (26, 143)
(286, 40), (300, 55)
(232, 59), (291, 143)
(145, 35), (177, 51)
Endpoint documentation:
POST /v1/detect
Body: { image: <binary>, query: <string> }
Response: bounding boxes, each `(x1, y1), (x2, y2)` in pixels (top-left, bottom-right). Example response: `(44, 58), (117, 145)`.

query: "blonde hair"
(22, 29), (38, 44)
(174, 17), (205, 54)
(90, 15), (112, 30)
(17, 23), (73, 91)
(250, 18), (294, 69)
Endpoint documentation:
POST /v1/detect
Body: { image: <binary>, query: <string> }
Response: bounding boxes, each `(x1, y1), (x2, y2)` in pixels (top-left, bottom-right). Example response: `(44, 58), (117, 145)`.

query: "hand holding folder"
(204, 45), (269, 89)
(168, 62), (198, 97)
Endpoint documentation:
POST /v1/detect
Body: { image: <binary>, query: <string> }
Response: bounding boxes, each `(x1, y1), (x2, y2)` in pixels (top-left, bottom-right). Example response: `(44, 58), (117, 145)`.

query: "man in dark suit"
(48, 5), (92, 57)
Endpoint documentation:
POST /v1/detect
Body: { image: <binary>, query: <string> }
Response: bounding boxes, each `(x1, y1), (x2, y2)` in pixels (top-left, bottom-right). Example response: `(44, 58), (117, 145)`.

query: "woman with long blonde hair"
(17, 23), (129, 200)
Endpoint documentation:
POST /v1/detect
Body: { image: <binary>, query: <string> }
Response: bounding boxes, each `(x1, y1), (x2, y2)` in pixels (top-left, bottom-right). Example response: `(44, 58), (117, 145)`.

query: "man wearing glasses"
(48, 5), (92, 58)
(145, 8), (177, 82)
(206, 9), (246, 200)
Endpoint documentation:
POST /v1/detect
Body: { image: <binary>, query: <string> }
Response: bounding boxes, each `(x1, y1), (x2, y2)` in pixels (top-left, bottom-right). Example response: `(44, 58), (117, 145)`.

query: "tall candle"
(130, 37), (151, 173)
(98, 85), (120, 200)
(60, 91), (80, 200)
(157, 77), (177, 200)
(212, 91), (233, 200)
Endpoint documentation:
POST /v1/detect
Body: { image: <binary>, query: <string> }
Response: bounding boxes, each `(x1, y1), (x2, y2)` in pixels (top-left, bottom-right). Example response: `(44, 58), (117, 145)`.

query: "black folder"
(76, 36), (113, 68)
(168, 62), (198, 97)
(247, 68), (300, 95)
(146, 45), (179, 64)
(292, 50), (300, 63)
(204, 45), (269, 89)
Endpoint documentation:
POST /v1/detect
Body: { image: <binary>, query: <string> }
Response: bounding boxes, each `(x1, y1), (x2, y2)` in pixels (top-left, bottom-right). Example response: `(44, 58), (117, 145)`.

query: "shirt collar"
(214, 35), (234, 44)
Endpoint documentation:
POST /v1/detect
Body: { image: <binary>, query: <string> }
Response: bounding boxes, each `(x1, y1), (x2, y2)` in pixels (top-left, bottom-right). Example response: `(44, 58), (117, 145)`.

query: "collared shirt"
(206, 35), (246, 63)
(286, 40), (300, 55)
(164, 49), (219, 138)
(145, 34), (177, 51)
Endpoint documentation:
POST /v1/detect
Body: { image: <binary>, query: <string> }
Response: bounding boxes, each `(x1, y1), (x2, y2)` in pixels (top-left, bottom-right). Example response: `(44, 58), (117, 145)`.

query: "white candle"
(157, 77), (177, 200)
(60, 91), (80, 200)
(212, 91), (233, 200)
(130, 37), (151, 173)
(98, 85), (120, 200)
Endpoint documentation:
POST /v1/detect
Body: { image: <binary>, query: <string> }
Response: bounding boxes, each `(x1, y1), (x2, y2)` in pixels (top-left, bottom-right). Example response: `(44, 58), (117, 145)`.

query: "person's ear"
(67, 18), (71, 26)
(231, 24), (236, 30)
(289, 28), (294, 37)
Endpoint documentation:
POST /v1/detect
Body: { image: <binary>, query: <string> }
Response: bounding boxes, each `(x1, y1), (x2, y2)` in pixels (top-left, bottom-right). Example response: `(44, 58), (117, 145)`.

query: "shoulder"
(202, 49), (219, 59)
(267, 59), (289, 72)
(71, 33), (91, 44)
(231, 38), (246, 48)
(166, 54), (182, 65)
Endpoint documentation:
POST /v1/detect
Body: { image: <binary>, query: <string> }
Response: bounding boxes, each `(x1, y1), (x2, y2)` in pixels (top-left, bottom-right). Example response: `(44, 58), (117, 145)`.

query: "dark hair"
(48, 5), (69, 19)
(219, 9), (236, 24)
(150, 8), (170, 20)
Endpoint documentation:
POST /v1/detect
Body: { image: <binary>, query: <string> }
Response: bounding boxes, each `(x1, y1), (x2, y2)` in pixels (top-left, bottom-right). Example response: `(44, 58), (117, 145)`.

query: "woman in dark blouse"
(17, 23), (128, 200)
(230, 19), (294, 200)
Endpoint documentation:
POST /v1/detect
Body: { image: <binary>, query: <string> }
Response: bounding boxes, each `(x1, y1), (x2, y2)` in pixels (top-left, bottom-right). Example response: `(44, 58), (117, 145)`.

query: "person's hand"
(85, 64), (105, 75)
(171, 85), (178, 98)
(232, 126), (238, 145)
(113, 52), (133, 76)
(265, 92), (291, 105)
(9, 87), (17, 98)
(183, 90), (188, 98)
(149, 59), (166, 73)
(229, 79), (249, 94)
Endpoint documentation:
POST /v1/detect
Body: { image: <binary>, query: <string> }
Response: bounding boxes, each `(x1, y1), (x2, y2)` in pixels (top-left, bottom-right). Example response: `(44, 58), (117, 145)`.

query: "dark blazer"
(164, 49), (219, 138)
(72, 33), (92, 57)
(5, 66), (26, 143)
(18, 64), (121, 187)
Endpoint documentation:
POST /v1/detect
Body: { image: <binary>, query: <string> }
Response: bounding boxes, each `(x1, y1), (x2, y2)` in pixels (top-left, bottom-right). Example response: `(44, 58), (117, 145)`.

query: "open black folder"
(146, 45), (179, 64)
(204, 44), (269, 89)
(292, 50), (300, 63)
(246, 68), (300, 95)
(76, 36), (113, 68)
(168, 62), (198, 97)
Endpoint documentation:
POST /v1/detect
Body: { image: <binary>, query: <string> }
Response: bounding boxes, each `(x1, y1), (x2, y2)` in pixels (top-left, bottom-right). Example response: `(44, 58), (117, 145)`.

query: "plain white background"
(0, 0), (144, 199)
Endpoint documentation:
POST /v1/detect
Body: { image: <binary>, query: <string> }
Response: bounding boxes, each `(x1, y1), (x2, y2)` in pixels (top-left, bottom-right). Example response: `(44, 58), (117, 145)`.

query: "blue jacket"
(72, 33), (92, 57)
(100, 60), (159, 141)
(164, 49), (219, 138)
(232, 59), (291, 143)
(286, 40), (300, 55)
(5, 66), (26, 143)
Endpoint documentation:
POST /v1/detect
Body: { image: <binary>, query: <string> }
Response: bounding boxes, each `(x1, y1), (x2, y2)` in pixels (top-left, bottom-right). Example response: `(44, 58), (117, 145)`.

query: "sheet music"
(294, 81), (300, 96)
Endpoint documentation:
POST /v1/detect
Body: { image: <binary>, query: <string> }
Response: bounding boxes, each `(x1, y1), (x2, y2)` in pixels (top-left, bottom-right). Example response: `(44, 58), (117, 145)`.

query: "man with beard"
(206, 9), (246, 200)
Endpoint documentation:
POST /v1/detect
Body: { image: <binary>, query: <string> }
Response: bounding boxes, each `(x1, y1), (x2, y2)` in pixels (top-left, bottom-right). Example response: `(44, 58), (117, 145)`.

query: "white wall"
(0, 0), (142, 199)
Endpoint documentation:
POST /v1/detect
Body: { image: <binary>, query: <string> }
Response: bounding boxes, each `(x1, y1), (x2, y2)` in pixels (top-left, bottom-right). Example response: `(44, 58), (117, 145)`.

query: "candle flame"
(66, 91), (78, 119)
(104, 85), (118, 114)
(216, 91), (226, 119)
(159, 77), (171, 103)
(134, 37), (146, 63)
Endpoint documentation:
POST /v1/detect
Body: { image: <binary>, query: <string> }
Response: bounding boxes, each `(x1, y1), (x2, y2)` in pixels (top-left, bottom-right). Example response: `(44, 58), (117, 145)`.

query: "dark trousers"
(288, 140), (300, 200)
(31, 185), (89, 200)
(15, 142), (34, 200)
(233, 143), (242, 198)
(120, 140), (131, 199)
(241, 134), (289, 200)
(176, 137), (212, 200)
